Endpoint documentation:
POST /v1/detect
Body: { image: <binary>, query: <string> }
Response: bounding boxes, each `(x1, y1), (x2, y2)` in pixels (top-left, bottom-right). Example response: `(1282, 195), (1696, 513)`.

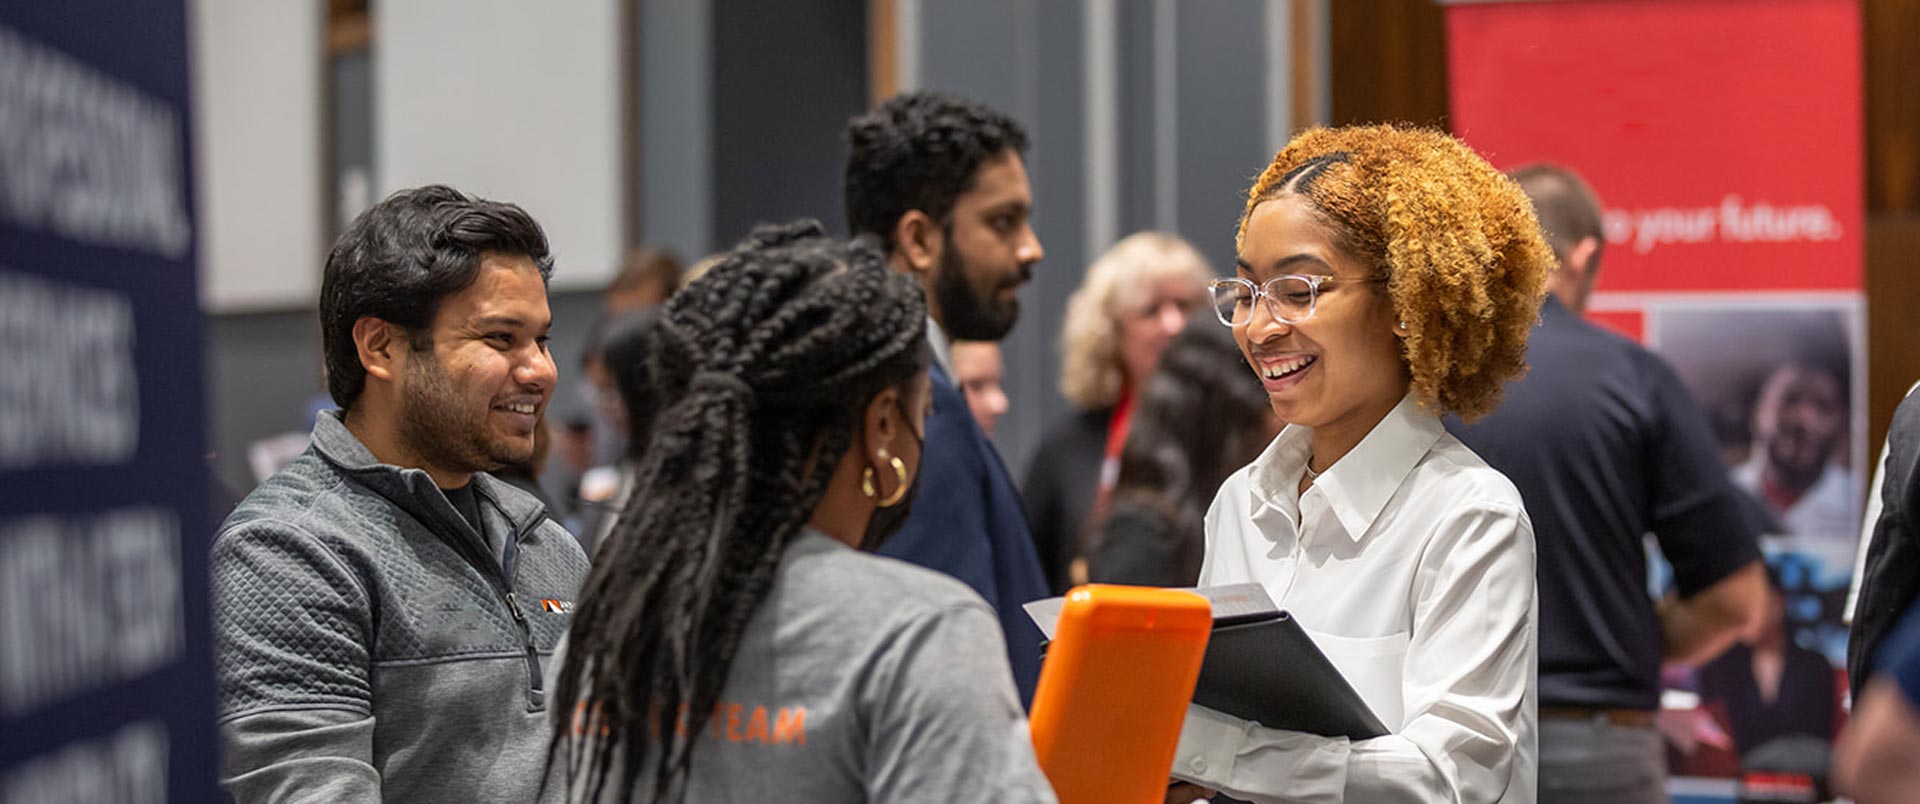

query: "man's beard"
(934, 244), (1025, 342)
(396, 350), (527, 476)
(1764, 428), (1832, 493)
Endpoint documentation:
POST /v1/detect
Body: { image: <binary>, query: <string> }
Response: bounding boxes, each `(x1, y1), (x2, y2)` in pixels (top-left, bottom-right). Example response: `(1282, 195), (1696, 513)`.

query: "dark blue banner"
(0, 2), (217, 803)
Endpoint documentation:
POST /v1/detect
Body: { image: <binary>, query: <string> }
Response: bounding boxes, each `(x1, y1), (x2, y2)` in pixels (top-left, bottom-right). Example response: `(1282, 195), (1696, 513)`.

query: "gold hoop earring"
(862, 456), (911, 508)
(861, 447), (895, 500)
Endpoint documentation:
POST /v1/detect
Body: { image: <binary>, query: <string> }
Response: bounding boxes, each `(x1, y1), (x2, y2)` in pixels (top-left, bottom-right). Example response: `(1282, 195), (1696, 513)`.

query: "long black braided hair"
(550, 220), (928, 803)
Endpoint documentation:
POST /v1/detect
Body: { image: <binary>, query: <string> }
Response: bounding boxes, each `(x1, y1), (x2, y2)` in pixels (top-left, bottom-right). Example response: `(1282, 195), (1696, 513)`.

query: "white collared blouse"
(1173, 393), (1538, 803)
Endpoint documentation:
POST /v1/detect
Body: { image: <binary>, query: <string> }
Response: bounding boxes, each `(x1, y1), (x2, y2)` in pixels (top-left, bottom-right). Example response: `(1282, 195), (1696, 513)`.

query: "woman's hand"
(1165, 781), (1216, 803)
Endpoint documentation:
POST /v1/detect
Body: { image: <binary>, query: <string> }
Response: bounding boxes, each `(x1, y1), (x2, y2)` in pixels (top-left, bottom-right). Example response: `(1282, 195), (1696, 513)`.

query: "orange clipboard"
(1028, 585), (1212, 804)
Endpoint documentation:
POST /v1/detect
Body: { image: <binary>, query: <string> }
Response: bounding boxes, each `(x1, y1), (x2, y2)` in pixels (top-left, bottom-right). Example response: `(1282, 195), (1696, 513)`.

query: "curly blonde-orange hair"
(1239, 124), (1552, 422)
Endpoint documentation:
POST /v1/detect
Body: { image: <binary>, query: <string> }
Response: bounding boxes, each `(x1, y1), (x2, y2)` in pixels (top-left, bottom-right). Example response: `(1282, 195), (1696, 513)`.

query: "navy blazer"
(880, 362), (1049, 707)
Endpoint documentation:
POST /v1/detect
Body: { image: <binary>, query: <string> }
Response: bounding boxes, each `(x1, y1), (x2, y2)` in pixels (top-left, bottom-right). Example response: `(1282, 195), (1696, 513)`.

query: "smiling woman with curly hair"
(1167, 125), (1551, 804)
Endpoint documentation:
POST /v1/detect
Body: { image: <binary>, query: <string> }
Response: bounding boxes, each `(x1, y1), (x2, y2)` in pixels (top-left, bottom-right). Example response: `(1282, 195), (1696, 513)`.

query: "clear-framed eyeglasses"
(1207, 274), (1336, 327)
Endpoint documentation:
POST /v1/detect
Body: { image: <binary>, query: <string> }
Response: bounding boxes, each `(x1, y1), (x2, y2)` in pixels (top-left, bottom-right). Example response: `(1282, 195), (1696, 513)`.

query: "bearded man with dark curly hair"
(842, 91), (1050, 707)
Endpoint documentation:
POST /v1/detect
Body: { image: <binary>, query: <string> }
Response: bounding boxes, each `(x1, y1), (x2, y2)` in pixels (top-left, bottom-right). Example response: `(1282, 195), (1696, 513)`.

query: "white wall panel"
(191, 0), (322, 312)
(376, 0), (622, 291)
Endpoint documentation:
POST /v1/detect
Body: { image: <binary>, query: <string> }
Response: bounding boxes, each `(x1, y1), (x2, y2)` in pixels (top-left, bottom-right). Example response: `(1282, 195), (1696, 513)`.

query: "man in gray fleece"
(213, 185), (589, 803)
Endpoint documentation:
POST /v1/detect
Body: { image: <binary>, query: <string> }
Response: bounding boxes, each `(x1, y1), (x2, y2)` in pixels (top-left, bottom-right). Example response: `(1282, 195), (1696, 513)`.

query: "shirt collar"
(309, 408), (550, 535)
(925, 317), (955, 378)
(1246, 392), (1445, 542)
(1540, 293), (1571, 324)
(311, 407), (385, 470)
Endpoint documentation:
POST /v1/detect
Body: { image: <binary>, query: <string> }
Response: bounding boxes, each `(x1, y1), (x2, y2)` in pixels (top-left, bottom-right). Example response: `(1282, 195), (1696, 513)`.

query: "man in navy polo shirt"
(1448, 164), (1767, 804)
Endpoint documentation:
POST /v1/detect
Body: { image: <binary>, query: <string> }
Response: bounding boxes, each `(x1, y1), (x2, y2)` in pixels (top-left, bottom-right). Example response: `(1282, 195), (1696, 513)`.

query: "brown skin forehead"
(953, 150), (1033, 218)
(1763, 364), (1843, 400)
(1236, 198), (1373, 281)
(951, 340), (1001, 365)
(437, 253), (554, 333)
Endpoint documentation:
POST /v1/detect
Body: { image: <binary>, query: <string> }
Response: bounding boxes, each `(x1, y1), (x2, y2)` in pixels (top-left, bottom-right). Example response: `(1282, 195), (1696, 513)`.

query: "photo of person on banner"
(1734, 356), (1858, 539)
(1656, 305), (1859, 543)
(1647, 304), (1863, 782)
(1694, 563), (1847, 754)
(1658, 552), (1852, 784)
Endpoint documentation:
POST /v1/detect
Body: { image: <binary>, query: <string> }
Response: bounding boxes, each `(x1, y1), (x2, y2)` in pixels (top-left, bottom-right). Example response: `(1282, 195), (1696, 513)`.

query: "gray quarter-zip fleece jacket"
(213, 410), (589, 803)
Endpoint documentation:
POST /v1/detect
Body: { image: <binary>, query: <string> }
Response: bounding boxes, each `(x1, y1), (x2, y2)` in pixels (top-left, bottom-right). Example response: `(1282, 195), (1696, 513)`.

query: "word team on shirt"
(572, 701), (809, 746)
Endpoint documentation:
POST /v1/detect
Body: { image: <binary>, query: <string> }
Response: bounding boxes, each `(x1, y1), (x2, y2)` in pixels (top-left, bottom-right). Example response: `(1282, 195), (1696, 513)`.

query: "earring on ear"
(861, 448), (889, 500)
(878, 457), (910, 507)
(861, 455), (911, 507)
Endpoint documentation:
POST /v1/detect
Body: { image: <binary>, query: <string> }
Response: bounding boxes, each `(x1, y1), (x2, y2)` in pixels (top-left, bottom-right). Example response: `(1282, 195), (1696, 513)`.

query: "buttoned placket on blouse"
(1245, 434), (1347, 608)
(1252, 480), (1325, 606)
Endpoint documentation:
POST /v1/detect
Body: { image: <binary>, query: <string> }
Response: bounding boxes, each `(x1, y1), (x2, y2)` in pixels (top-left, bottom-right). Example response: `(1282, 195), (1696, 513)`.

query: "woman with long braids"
(550, 221), (1056, 804)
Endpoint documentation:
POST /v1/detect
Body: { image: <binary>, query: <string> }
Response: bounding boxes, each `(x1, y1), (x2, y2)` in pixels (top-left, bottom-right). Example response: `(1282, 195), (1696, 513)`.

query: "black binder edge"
(1190, 610), (1390, 741)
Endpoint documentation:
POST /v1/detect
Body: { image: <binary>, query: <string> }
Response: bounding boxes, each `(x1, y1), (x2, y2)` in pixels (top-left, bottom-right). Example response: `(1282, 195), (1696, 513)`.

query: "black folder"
(1027, 583), (1389, 742)
(1190, 603), (1390, 741)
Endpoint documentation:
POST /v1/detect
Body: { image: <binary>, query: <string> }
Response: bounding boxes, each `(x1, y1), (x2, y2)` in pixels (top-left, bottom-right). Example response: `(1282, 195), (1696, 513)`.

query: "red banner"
(1449, 0), (1862, 295)
(1449, 2), (1865, 797)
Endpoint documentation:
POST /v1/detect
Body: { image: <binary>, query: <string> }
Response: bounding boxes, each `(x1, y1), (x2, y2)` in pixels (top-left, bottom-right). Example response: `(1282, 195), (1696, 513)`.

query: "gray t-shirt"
(560, 529), (1056, 803)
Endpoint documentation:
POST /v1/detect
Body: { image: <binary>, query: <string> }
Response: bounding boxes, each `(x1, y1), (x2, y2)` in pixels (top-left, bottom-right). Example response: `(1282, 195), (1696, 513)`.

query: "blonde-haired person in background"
(1021, 231), (1212, 593)
(1168, 124), (1550, 804)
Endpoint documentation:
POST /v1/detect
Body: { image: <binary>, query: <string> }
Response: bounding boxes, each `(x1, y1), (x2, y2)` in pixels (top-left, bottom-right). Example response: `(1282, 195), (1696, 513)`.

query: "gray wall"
(639, 0), (712, 259)
(205, 310), (320, 498)
(639, 0), (870, 255)
(1174, 0), (1277, 266)
(711, 0), (868, 245)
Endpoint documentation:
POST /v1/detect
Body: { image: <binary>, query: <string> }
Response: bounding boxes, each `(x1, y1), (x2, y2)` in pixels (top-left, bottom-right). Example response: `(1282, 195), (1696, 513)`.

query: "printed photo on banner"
(1639, 300), (1864, 782)
(1655, 302), (1864, 545)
